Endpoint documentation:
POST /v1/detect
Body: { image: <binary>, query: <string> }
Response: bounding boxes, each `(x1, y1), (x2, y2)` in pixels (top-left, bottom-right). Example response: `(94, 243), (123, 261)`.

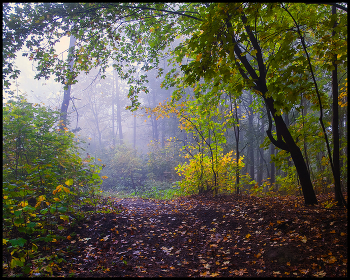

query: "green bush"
(100, 144), (147, 193)
(3, 96), (104, 276)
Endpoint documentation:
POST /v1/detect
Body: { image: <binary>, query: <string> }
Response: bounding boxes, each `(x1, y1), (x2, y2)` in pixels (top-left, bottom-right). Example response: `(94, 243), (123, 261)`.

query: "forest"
(2, 2), (347, 277)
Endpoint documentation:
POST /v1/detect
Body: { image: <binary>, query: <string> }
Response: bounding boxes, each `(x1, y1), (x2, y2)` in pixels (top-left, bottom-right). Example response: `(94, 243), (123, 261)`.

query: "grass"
(101, 181), (182, 200)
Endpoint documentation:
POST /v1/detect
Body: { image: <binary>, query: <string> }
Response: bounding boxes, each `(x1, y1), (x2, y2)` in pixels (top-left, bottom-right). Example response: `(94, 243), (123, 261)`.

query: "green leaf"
(9, 237), (27, 247)
(92, 173), (100, 180)
(27, 222), (37, 228)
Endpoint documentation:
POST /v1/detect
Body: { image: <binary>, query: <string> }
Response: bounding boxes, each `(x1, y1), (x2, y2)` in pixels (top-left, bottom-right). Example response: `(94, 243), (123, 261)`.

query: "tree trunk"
(59, 35), (76, 131)
(248, 94), (255, 181)
(257, 116), (264, 185)
(133, 114), (137, 149)
(112, 69), (115, 147)
(89, 91), (102, 147)
(161, 118), (165, 148)
(115, 73), (123, 145)
(270, 143), (275, 189)
(152, 91), (159, 141)
(265, 96), (318, 205)
(331, 5), (344, 207)
(233, 98), (240, 195)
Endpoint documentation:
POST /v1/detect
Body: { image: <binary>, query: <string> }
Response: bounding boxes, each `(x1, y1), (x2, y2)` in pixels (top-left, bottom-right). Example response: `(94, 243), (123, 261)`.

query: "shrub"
(3, 96), (104, 276)
(175, 151), (245, 195)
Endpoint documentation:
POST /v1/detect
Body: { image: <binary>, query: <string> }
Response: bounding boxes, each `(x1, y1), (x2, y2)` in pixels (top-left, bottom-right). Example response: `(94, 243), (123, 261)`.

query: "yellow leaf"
(53, 185), (63, 195)
(196, 53), (202, 61)
(63, 186), (70, 193)
(4, 196), (8, 199)
(53, 197), (60, 202)
(340, 232), (346, 236)
(97, 158), (102, 162)
(19, 201), (28, 207)
(255, 253), (261, 258)
(65, 179), (73, 186)
(301, 236), (307, 243)
(245, 233), (251, 239)
(251, 49), (257, 56)
(60, 215), (69, 222)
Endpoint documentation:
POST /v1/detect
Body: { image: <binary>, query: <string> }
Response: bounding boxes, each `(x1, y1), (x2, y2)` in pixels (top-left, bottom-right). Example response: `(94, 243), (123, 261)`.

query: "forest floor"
(54, 193), (347, 277)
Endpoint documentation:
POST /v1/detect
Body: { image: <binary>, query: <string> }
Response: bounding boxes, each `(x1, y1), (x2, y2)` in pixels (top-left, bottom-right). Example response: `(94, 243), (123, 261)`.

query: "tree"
(164, 3), (326, 204)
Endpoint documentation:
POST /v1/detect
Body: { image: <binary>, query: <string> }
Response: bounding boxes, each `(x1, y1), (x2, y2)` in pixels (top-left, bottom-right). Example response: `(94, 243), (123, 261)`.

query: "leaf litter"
(55, 194), (347, 277)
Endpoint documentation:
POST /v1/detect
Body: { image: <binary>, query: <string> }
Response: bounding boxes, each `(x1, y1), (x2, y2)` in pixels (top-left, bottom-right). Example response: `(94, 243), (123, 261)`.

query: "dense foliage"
(2, 97), (108, 276)
(2, 2), (348, 276)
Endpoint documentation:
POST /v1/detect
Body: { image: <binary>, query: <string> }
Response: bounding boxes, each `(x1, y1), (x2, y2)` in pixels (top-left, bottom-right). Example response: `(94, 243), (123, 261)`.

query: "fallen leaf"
(313, 271), (326, 277)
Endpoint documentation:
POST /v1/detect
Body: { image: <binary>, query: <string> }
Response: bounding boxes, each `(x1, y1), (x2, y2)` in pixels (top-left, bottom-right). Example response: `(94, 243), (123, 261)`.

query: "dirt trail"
(57, 195), (347, 277)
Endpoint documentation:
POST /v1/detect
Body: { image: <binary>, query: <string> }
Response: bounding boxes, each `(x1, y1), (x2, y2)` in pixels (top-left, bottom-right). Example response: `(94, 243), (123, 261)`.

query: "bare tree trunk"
(59, 35), (76, 131)
(152, 91), (159, 141)
(270, 143), (275, 189)
(331, 5), (345, 207)
(257, 116), (264, 185)
(133, 114), (137, 149)
(161, 119), (165, 148)
(89, 91), (102, 147)
(112, 69), (115, 147)
(248, 94), (255, 181)
(115, 73), (123, 145)
(264, 96), (318, 205)
(232, 98), (240, 195)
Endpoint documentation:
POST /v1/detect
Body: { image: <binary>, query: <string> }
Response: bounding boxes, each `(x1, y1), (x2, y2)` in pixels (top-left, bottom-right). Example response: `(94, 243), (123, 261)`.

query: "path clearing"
(57, 195), (347, 277)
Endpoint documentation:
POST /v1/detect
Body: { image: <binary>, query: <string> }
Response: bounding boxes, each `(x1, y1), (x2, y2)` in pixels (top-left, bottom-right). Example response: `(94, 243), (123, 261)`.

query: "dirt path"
(57, 195), (347, 277)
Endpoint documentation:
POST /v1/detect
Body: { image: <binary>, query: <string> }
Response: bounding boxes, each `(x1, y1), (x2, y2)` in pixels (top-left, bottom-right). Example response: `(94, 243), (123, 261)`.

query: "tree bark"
(264, 96), (318, 205)
(152, 91), (159, 141)
(270, 143), (275, 188)
(248, 94), (255, 181)
(112, 69), (115, 147)
(115, 73), (123, 145)
(59, 35), (76, 131)
(133, 114), (137, 149)
(331, 5), (345, 207)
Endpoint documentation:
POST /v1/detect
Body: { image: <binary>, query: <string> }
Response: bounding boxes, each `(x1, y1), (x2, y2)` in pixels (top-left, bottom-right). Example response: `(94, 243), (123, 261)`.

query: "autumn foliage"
(176, 151), (245, 195)
(2, 97), (108, 276)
